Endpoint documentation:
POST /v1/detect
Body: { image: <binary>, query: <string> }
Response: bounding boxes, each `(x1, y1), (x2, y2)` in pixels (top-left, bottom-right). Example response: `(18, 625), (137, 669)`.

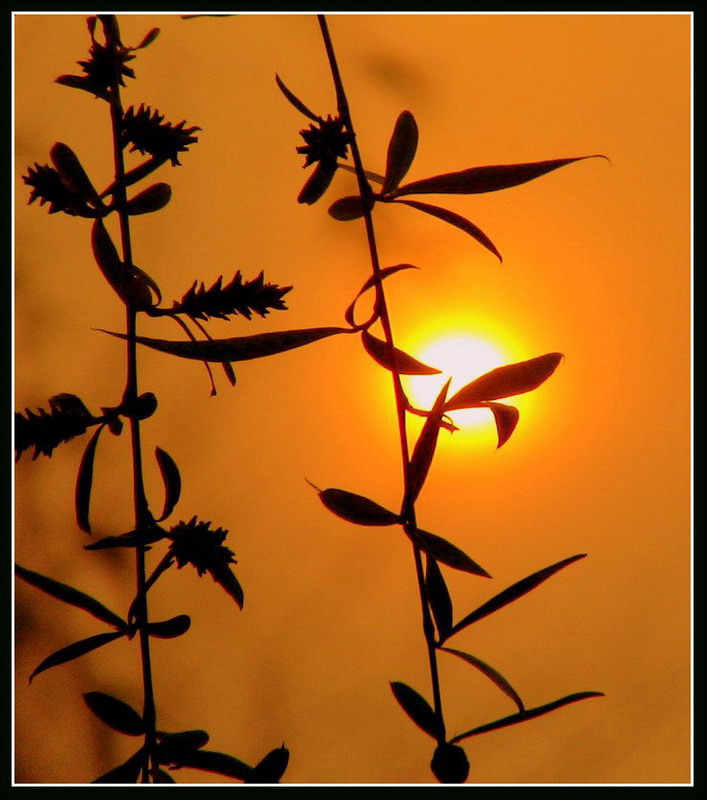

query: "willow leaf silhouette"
(85, 525), (167, 551)
(145, 614), (191, 639)
(392, 156), (604, 197)
(362, 329), (440, 376)
(100, 326), (352, 362)
(407, 379), (451, 502)
(91, 220), (153, 309)
(484, 402), (520, 448)
(408, 528), (490, 578)
(390, 681), (443, 740)
(15, 565), (127, 631)
(393, 199), (502, 261)
(338, 162), (385, 185)
(310, 483), (401, 526)
(75, 424), (105, 534)
(166, 749), (252, 780)
(425, 557), (453, 641)
(84, 691), (146, 736)
(155, 446), (181, 521)
(444, 554), (587, 642)
(49, 142), (99, 204)
(126, 182), (172, 215)
(328, 194), (370, 221)
(245, 745), (290, 784)
(30, 631), (125, 682)
(344, 264), (419, 328)
(93, 748), (145, 783)
(383, 110), (418, 195)
(156, 729), (210, 761)
(275, 73), (319, 122)
(451, 691), (605, 743)
(446, 353), (563, 410)
(439, 648), (524, 712)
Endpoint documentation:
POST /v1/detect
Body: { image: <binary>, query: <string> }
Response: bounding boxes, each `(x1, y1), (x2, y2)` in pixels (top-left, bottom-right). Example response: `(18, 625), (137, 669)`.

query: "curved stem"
(317, 14), (445, 743)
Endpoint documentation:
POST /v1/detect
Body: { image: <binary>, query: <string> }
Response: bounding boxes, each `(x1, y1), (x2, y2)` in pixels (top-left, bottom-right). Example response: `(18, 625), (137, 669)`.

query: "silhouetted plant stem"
(317, 13), (446, 739)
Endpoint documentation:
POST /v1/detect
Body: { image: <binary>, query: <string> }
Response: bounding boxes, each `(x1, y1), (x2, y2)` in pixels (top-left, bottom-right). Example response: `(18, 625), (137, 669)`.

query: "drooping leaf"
(344, 264), (419, 328)
(50, 142), (99, 203)
(440, 648), (524, 712)
(445, 353), (563, 410)
(91, 219), (153, 309)
(75, 423), (105, 534)
(210, 563), (244, 609)
(338, 162), (385, 185)
(328, 195), (369, 221)
(275, 74), (319, 122)
(145, 614), (191, 639)
(383, 110), (419, 195)
(15, 565), (127, 631)
(390, 681), (443, 740)
(298, 161), (338, 205)
(407, 380), (451, 503)
(444, 554), (587, 641)
(245, 745), (290, 784)
(84, 691), (145, 736)
(393, 156), (604, 197)
(430, 742), (469, 784)
(100, 326), (352, 363)
(155, 446), (181, 521)
(409, 528), (490, 578)
(392, 199), (502, 261)
(30, 631), (125, 682)
(126, 182), (171, 215)
(312, 484), (400, 526)
(84, 525), (167, 551)
(425, 557), (453, 641)
(485, 402), (520, 448)
(362, 330), (440, 376)
(168, 749), (252, 780)
(451, 691), (605, 743)
(93, 748), (145, 783)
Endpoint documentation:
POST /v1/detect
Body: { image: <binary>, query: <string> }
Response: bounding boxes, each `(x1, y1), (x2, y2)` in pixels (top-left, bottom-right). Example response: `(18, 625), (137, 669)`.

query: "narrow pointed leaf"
(145, 614), (191, 639)
(393, 199), (502, 261)
(93, 748), (145, 783)
(275, 74), (319, 122)
(210, 564), (244, 609)
(169, 749), (252, 780)
(393, 156), (604, 197)
(383, 110), (418, 195)
(30, 631), (125, 682)
(55, 74), (110, 101)
(362, 329), (440, 376)
(445, 554), (587, 641)
(440, 648), (524, 712)
(425, 557), (453, 640)
(338, 162), (385, 185)
(446, 353), (563, 410)
(15, 565), (127, 630)
(328, 195), (369, 221)
(84, 525), (167, 551)
(155, 446), (181, 521)
(126, 182), (171, 215)
(410, 528), (490, 577)
(99, 326), (351, 363)
(91, 220), (153, 309)
(485, 402), (520, 448)
(345, 264), (419, 328)
(84, 691), (145, 736)
(134, 27), (160, 49)
(50, 142), (99, 202)
(451, 691), (605, 743)
(314, 486), (400, 526)
(75, 423), (104, 534)
(390, 681), (443, 740)
(407, 380), (451, 502)
(245, 745), (290, 783)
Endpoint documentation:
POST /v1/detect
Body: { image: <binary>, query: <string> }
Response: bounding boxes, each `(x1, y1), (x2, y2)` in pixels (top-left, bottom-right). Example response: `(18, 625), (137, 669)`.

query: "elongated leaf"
(275, 74), (319, 122)
(312, 484), (400, 526)
(362, 330), (440, 376)
(425, 557), (453, 641)
(409, 528), (490, 578)
(100, 326), (352, 363)
(485, 402), (520, 448)
(328, 195), (369, 221)
(383, 110), (418, 195)
(440, 648), (524, 712)
(146, 614), (191, 639)
(91, 220), (153, 309)
(338, 162), (385, 185)
(155, 446), (181, 521)
(169, 749), (252, 780)
(157, 729), (210, 755)
(451, 691), (605, 743)
(30, 631), (125, 682)
(445, 554), (587, 641)
(245, 745), (290, 783)
(407, 380), (450, 502)
(390, 681), (443, 740)
(393, 156), (603, 197)
(134, 27), (160, 49)
(126, 182), (171, 215)
(75, 423), (104, 534)
(84, 691), (145, 736)
(393, 199), (502, 261)
(210, 563), (244, 609)
(93, 748), (145, 783)
(298, 161), (337, 205)
(345, 264), (419, 327)
(445, 353), (563, 410)
(84, 525), (167, 551)
(15, 565), (127, 631)
(50, 142), (98, 202)
(55, 74), (109, 101)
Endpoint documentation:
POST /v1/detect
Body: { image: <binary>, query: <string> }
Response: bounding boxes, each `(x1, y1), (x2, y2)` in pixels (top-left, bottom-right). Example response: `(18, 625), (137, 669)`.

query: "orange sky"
(14, 13), (691, 784)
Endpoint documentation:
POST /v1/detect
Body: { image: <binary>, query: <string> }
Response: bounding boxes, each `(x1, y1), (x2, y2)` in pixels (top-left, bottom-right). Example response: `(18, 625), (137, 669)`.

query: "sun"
(407, 335), (508, 429)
